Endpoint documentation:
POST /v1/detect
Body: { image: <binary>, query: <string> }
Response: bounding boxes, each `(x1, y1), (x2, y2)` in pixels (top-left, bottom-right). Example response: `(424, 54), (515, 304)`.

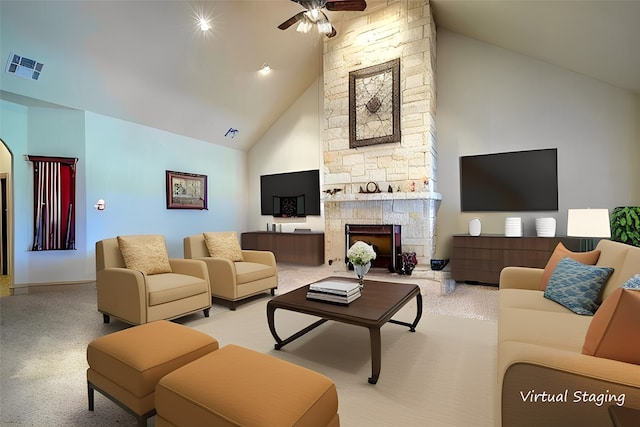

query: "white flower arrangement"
(347, 241), (377, 266)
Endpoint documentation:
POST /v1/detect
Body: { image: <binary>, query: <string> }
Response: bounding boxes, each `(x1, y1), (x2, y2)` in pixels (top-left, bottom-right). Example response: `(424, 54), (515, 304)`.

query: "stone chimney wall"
(321, 0), (439, 266)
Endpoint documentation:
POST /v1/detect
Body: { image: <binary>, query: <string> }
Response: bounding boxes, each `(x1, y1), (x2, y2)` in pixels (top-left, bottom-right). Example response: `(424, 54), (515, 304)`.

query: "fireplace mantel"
(323, 191), (442, 203)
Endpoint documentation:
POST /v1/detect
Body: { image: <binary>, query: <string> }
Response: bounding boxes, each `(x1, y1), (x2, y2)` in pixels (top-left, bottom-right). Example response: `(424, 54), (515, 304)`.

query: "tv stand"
(451, 235), (584, 285)
(241, 231), (324, 266)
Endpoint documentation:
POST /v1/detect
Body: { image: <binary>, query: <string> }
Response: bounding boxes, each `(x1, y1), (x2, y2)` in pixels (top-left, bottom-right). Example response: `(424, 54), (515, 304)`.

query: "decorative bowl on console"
(430, 258), (449, 271)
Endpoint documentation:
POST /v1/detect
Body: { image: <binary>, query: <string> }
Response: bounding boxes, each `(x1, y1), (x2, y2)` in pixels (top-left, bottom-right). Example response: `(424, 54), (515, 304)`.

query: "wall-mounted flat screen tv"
(260, 169), (321, 217)
(460, 148), (558, 212)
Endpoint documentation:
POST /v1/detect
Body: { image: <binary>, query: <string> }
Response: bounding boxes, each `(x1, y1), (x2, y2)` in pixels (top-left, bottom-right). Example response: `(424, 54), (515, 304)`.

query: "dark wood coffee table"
(267, 276), (422, 384)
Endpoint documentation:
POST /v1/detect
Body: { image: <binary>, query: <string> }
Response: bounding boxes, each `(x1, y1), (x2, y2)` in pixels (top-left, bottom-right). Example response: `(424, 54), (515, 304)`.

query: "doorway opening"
(0, 139), (13, 297)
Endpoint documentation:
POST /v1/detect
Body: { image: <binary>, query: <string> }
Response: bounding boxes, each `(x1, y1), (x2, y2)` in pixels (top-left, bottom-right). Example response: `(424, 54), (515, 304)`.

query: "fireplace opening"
(345, 224), (401, 272)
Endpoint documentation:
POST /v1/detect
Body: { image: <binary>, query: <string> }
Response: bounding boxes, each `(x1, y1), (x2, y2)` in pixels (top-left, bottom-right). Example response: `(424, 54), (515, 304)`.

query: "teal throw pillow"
(621, 274), (640, 289)
(543, 257), (614, 315)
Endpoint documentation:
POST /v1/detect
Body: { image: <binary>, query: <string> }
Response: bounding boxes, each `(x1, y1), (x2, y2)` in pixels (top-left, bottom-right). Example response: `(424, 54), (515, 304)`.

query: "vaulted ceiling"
(431, 0), (640, 97)
(1, 1), (638, 152)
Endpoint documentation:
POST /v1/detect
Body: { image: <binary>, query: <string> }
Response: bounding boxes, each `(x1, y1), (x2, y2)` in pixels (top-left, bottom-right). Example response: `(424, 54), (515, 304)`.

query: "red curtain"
(29, 156), (77, 251)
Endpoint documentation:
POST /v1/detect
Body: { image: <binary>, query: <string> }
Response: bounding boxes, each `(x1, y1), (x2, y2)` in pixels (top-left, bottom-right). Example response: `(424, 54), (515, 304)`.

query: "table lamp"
(567, 208), (611, 251)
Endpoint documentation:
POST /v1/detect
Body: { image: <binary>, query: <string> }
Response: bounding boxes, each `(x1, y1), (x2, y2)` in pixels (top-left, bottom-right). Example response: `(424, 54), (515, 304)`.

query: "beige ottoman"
(155, 344), (340, 427)
(87, 320), (219, 426)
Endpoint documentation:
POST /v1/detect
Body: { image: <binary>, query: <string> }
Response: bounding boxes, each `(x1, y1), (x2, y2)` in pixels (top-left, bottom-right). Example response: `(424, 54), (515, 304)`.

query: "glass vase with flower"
(347, 241), (377, 289)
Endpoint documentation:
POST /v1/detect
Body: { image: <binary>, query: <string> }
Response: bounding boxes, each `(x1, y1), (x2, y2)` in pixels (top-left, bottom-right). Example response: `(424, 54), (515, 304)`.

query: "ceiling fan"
(278, 0), (367, 38)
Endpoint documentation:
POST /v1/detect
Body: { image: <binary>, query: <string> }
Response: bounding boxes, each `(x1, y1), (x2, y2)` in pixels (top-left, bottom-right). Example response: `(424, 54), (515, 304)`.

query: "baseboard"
(10, 280), (96, 295)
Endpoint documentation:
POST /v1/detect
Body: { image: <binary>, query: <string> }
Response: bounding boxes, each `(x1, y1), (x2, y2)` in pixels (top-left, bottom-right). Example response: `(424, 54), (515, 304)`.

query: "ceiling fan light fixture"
(296, 19), (312, 34)
(317, 20), (332, 35)
(308, 8), (320, 22)
(278, 0), (367, 38)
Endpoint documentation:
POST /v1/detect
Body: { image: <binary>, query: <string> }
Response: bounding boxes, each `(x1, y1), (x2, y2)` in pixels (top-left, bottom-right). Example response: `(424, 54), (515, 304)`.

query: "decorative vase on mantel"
(354, 262), (371, 290)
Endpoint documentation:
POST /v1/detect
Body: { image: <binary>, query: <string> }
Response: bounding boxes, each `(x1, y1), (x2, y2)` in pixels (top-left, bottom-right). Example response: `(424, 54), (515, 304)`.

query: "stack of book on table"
(306, 280), (361, 305)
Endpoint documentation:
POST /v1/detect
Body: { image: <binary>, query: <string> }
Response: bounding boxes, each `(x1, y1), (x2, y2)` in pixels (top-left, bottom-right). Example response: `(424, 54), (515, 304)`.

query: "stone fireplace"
(322, 0), (440, 269)
(324, 192), (441, 268)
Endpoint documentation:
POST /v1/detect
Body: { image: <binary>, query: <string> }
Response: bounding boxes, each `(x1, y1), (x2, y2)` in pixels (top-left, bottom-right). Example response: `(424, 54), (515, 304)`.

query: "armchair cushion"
(147, 273), (210, 306)
(235, 261), (277, 285)
(203, 232), (244, 262)
(117, 235), (172, 275)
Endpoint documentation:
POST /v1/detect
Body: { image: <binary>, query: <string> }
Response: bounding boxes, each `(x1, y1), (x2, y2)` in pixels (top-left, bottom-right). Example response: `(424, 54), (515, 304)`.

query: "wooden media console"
(241, 231), (325, 266)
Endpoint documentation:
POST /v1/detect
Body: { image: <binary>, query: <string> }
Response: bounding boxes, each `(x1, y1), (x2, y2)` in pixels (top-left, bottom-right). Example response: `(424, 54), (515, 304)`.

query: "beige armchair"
(96, 235), (212, 325)
(184, 232), (278, 310)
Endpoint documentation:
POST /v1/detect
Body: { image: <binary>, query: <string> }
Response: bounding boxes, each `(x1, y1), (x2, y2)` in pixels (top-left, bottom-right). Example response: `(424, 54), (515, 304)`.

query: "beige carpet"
(0, 264), (498, 426)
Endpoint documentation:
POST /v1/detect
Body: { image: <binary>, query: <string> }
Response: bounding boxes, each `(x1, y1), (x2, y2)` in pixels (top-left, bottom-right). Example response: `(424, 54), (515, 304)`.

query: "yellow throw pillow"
(539, 242), (601, 290)
(582, 287), (640, 365)
(117, 235), (172, 275)
(203, 232), (244, 262)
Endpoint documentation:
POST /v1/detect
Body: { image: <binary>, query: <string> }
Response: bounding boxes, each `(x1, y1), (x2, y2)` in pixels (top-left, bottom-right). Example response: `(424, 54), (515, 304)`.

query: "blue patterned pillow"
(621, 274), (640, 289)
(543, 257), (614, 315)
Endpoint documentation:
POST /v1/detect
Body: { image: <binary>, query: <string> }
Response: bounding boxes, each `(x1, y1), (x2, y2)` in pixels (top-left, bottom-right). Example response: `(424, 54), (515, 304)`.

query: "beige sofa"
(498, 239), (640, 427)
(184, 233), (278, 310)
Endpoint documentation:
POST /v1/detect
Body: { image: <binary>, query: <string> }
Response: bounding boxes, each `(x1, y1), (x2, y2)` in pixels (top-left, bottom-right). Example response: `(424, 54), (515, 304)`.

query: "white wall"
(435, 30), (640, 258)
(84, 112), (247, 258)
(3, 76), (320, 285)
(0, 101), (29, 283)
(1, 100), (247, 286)
(25, 107), (89, 282)
(0, 102), (92, 285)
(247, 78), (324, 233)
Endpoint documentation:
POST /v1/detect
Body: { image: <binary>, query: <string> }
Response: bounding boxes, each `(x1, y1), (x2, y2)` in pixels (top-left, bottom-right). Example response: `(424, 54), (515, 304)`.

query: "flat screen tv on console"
(460, 148), (558, 212)
(260, 169), (321, 217)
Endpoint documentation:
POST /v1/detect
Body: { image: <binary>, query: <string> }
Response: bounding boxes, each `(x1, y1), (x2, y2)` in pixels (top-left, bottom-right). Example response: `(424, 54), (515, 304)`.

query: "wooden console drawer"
(241, 232), (324, 266)
(451, 235), (584, 285)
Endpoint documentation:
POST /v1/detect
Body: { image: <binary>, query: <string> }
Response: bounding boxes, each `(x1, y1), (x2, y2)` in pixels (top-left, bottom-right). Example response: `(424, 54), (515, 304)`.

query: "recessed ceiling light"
(198, 17), (211, 32)
(259, 63), (271, 74)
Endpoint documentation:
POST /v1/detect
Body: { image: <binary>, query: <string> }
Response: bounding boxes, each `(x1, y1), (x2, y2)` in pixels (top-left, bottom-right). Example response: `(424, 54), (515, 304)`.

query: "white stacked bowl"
(536, 217), (556, 237)
(505, 217), (523, 237)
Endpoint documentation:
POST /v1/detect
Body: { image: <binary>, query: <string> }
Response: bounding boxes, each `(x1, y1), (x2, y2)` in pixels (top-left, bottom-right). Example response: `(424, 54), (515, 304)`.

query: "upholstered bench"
(155, 344), (340, 427)
(87, 320), (219, 426)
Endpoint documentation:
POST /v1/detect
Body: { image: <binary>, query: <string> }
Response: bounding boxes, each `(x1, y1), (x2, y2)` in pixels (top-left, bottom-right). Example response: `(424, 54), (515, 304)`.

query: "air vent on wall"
(5, 52), (43, 80)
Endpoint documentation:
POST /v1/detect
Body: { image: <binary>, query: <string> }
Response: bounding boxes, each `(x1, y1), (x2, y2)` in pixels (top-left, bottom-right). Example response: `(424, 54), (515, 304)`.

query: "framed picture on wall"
(349, 58), (401, 148)
(166, 170), (208, 210)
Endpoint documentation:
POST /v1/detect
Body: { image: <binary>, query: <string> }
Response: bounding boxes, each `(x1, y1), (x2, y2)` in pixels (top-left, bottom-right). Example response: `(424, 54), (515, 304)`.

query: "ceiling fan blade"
(292, 0), (323, 9)
(278, 11), (307, 30)
(325, 0), (367, 12)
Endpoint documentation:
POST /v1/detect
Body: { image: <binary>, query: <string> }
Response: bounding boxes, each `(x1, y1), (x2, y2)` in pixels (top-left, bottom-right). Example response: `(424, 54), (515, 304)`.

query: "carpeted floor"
(0, 263), (498, 426)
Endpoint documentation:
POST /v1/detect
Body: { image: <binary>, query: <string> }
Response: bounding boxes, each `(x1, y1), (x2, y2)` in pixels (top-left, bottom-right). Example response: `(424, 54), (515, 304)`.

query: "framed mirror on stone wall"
(349, 58), (401, 148)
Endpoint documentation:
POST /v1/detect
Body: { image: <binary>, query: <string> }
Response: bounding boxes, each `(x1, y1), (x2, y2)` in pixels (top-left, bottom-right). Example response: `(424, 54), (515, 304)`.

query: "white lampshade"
(567, 209), (611, 238)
